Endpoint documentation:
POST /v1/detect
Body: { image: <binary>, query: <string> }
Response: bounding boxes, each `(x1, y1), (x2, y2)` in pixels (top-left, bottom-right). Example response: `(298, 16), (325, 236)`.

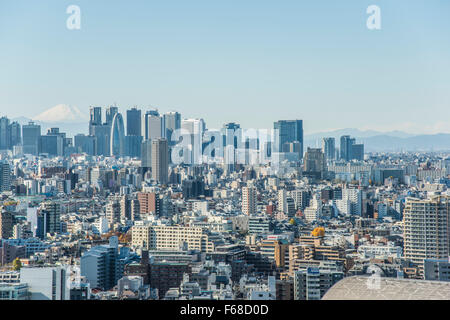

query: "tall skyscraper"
(74, 134), (97, 155)
(126, 107), (142, 137)
(141, 140), (152, 170)
(110, 113), (125, 156)
(89, 106), (102, 135)
(352, 144), (364, 161)
(151, 138), (169, 184)
(222, 122), (241, 172)
(181, 118), (206, 165)
(340, 135), (364, 161)
(41, 201), (61, 235)
(9, 121), (21, 148)
(125, 135), (142, 158)
(22, 121), (41, 156)
(88, 106), (116, 156)
(340, 135), (353, 161)
(89, 106), (114, 156)
(0, 211), (13, 239)
(242, 186), (257, 215)
(0, 160), (11, 192)
(92, 124), (111, 157)
(124, 108), (143, 158)
(304, 148), (326, 179)
(0, 117), (10, 150)
(164, 111), (181, 144)
(105, 106), (119, 125)
(322, 137), (335, 161)
(0, 117), (21, 151)
(273, 120), (303, 159)
(40, 128), (65, 156)
(143, 110), (163, 141)
(403, 196), (449, 276)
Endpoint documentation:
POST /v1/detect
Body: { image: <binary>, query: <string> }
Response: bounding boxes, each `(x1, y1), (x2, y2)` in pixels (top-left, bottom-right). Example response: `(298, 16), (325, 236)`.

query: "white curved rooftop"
(322, 276), (450, 300)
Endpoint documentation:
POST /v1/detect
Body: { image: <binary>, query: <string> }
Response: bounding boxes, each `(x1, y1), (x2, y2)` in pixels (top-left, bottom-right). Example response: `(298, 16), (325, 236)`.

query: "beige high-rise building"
(131, 224), (214, 252)
(403, 196), (450, 276)
(242, 186), (257, 215)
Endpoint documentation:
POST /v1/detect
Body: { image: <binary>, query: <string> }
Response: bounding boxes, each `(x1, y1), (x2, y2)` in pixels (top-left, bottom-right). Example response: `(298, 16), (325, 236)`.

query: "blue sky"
(0, 0), (449, 134)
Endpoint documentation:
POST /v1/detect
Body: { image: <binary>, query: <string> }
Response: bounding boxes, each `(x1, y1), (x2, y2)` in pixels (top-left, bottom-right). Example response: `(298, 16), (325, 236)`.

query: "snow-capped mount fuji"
(33, 104), (88, 123)
(11, 104), (89, 138)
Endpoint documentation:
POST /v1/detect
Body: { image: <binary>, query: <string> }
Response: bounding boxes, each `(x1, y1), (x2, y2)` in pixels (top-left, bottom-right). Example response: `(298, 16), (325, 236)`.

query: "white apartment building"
(403, 196), (450, 275)
(20, 266), (69, 300)
(131, 224), (214, 252)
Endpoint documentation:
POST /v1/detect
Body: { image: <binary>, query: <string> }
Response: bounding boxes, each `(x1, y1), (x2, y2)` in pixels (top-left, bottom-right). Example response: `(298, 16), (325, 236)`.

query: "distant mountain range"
(305, 128), (415, 140)
(304, 129), (450, 152)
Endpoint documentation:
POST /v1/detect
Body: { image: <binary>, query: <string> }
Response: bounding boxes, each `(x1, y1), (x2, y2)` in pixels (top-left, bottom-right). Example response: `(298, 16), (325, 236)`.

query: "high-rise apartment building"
(0, 160), (11, 192)
(149, 261), (191, 299)
(294, 268), (343, 300)
(0, 211), (14, 239)
(151, 138), (168, 184)
(290, 189), (311, 211)
(336, 188), (362, 216)
(141, 140), (152, 171)
(81, 237), (121, 291)
(242, 186), (257, 215)
(20, 266), (69, 300)
(278, 189), (287, 213)
(137, 192), (161, 216)
(403, 196), (450, 276)
(106, 197), (121, 225)
(322, 137), (335, 161)
(40, 201), (61, 235)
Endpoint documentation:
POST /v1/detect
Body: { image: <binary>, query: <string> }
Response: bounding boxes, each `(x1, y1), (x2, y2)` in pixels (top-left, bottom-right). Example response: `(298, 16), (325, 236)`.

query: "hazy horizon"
(1, 1), (450, 134)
